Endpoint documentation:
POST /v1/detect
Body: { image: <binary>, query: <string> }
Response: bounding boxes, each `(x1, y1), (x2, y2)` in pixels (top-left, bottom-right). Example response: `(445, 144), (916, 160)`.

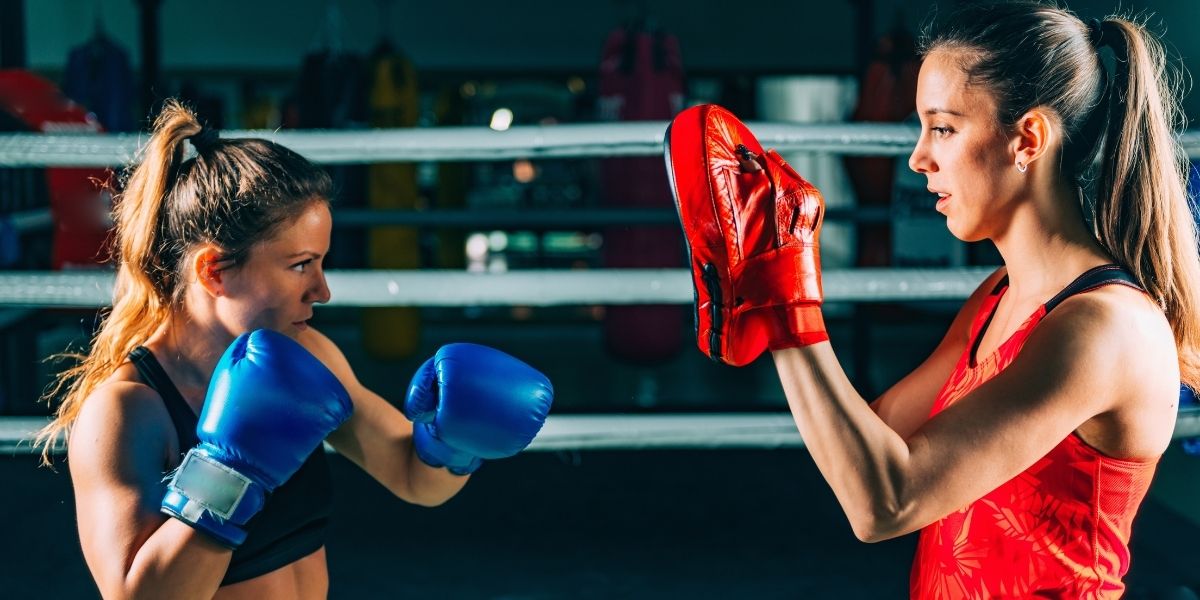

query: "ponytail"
(1091, 18), (1200, 388)
(36, 101), (202, 465)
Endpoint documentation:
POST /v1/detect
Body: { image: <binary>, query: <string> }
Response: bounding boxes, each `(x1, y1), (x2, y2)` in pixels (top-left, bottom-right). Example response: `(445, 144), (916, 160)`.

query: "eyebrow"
(923, 107), (966, 117)
(283, 251), (322, 260)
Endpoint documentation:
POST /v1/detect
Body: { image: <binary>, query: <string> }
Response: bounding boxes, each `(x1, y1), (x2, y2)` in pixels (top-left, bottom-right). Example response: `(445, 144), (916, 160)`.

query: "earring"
(1016, 161), (1027, 173)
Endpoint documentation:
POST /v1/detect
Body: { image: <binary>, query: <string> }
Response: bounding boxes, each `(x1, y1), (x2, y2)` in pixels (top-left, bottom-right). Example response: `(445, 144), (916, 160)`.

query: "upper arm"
(871, 267), (1006, 438)
(299, 329), (418, 497)
(68, 382), (174, 594)
(892, 294), (1153, 535)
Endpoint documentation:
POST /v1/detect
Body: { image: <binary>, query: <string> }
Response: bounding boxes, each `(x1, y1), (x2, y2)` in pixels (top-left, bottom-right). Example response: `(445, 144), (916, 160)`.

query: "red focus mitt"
(665, 104), (828, 366)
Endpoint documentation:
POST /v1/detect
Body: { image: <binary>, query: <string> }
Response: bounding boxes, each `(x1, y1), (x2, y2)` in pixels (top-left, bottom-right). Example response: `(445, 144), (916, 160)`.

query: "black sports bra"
(129, 346), (333, 585)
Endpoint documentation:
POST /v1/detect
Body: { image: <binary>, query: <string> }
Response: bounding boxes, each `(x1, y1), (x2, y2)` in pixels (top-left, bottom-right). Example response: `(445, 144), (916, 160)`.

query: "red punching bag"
(844, 30), (919, 267)
(0, 70), (112, 270)
(598, 24), (686, 365)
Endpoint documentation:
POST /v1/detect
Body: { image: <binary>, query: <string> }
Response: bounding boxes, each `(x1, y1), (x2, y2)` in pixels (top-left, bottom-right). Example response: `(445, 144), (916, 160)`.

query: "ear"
(192, 245), (226, 297)
(1011, 108), (1055, 170)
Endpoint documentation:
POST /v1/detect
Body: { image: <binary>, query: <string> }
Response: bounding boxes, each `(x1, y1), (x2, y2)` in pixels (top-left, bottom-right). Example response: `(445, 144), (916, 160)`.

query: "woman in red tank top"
(763, 2), (1200, 598)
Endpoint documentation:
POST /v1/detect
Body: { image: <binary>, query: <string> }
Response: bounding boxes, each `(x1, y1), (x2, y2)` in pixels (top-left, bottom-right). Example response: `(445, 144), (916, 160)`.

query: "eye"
(930, 126), (954, 138)
(290, 258), (313, 273)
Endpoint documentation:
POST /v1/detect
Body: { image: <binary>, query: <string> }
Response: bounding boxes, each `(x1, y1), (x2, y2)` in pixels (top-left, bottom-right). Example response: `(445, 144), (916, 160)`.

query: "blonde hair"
(36, 100), (331, 464)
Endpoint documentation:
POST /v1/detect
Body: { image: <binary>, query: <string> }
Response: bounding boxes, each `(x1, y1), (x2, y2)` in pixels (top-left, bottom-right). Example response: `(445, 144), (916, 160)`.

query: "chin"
(944, 219), (987, 243)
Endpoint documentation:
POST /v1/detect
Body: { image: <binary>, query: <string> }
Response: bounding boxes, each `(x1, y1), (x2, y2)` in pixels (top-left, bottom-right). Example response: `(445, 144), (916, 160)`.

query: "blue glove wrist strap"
(160, 448), (267, 548)
(412, 424), (483, 476)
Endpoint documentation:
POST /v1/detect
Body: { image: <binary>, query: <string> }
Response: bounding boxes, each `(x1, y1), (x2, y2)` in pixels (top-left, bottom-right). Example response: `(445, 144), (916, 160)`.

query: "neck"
(145, 296), (235, 398)
(991, 177), (1112, 301)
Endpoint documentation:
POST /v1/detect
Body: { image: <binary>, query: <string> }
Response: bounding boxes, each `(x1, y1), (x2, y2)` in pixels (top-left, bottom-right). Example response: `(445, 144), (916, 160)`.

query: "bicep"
(68, 385), (174, 591)
(894, 303), (1124, 535)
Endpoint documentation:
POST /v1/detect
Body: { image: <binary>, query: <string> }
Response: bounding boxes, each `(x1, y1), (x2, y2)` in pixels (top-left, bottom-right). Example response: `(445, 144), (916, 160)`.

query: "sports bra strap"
(128, 346), (200, 449)
(1044, 264), (1143, 313)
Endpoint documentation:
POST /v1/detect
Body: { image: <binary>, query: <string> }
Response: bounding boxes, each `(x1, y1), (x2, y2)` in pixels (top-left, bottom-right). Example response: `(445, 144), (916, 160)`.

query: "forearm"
(111, 518), (231, 600)
(402, 443), (470, 507)
(772, 343), (915, 541)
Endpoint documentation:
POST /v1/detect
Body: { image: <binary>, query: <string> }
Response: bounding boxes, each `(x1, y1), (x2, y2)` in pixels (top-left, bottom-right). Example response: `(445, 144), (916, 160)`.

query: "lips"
(935, 194), (951, 212)
(929, 187), (950, 212)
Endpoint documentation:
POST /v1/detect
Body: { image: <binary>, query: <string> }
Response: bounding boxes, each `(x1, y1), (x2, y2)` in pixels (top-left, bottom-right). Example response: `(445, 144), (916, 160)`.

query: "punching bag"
(597, 23), (686, 365)
(844, 28), (919, 267)
(433, 85), (468, 270)
(62, 33), (135, 132)
(363, 45), (422, 359)
(0, 70), (112, 270)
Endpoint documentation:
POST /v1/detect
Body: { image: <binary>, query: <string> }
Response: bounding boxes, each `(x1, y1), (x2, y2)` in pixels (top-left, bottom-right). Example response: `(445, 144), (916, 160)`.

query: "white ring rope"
(1, 209), (54, 233)
(0, 268), (997, 307)
(5, 410), (1200, 455)
(3, 123), (1199, 167)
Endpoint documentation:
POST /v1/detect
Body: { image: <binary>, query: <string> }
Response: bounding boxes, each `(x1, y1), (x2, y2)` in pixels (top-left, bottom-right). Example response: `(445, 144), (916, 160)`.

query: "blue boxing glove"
(161, 329), (353, 548)
(404, 343), (553, 475)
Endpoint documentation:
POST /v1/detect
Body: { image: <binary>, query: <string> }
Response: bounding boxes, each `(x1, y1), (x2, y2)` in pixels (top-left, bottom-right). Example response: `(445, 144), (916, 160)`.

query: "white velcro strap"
(167, 450), (252, 521)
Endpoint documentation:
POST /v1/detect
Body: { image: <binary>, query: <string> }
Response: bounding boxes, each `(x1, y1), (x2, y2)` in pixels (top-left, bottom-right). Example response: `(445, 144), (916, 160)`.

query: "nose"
(908, 133), (936, 174)
(308, 268), (332, 304)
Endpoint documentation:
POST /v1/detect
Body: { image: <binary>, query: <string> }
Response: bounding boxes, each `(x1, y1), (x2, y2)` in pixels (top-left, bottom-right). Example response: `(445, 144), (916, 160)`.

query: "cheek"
(226, 270), (290, 306)
(954, 143), (1009, 197)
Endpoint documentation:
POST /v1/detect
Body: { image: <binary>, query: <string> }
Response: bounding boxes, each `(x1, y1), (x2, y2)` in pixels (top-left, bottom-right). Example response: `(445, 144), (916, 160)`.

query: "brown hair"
(37, 100), (332, 463)
(924, 1), (1200, 388)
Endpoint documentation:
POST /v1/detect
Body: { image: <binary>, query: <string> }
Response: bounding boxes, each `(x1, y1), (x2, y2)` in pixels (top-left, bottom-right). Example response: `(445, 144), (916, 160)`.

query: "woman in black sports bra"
(36, 100), (553, 599)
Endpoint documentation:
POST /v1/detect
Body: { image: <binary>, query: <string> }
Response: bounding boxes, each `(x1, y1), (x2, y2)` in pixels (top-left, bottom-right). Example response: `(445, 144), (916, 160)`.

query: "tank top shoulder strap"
(990, 272), (1010, 296)
(127, 346), (199, 449)
(1044, 264), (1145, 314)
(965, 270), (1010, 351)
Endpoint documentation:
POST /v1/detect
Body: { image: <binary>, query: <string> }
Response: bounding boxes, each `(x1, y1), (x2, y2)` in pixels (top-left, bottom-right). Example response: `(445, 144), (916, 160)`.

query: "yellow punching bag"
(363, 50), (422, 359)
(434, 85), (468, 270)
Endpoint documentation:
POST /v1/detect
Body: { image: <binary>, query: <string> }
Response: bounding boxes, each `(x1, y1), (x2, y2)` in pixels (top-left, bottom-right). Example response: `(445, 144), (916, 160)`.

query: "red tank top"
(909, 266), (1159, 599)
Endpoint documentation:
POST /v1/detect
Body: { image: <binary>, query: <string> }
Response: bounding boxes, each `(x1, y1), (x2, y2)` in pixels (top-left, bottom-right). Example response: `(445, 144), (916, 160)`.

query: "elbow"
(849, 519), (877, 543)
(850, 514), (908, 544)
(391, 477), (462, 508)
(98, 587), (131, 600)
(104, 578), (154, 600)
(851, 518), (899, 544)
(847, 500), (913, 543)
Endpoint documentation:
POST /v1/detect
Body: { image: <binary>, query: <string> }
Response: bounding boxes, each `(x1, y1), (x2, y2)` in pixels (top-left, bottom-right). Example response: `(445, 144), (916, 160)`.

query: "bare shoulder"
(1045, 284), (1176, 378)
(68, 368), (177, 478)
(1030, 284), (1178, 455)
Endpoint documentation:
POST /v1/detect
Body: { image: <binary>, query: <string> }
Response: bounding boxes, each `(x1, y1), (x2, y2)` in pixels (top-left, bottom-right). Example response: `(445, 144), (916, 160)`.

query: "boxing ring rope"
(0, 123), (919, 166)
(2, 123), (1200, 167)
(0, 268), (998, 307)
(3, 122), (1200, 453)
(1, 209), (53, 233)
(6, 410), (1200, 455)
